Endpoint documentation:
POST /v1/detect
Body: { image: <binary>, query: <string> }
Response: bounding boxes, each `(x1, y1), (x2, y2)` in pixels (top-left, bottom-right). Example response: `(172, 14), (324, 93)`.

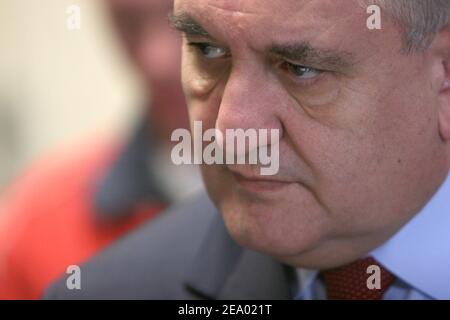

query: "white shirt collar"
(371, 171), (450, 299)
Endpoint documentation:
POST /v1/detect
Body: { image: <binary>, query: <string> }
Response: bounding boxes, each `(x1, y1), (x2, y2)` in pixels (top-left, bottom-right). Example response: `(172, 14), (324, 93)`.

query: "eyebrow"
(270, 43), (354, 71)
(169, 12), (354, 71)
(169, 12), (211, 37)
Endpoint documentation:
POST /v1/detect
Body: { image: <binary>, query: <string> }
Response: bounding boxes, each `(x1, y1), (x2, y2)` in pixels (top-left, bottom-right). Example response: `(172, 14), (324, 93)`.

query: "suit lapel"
(218, 249), (295, 300)
(184, 212), (295, 300)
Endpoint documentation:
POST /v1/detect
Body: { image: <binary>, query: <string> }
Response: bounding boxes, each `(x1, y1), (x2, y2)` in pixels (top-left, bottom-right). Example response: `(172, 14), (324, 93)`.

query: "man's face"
(174, 0), (449, 268)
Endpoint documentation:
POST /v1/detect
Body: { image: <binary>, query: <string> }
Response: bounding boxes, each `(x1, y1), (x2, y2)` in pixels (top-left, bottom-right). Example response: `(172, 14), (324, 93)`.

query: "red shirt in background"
(0, 138), (164, 299)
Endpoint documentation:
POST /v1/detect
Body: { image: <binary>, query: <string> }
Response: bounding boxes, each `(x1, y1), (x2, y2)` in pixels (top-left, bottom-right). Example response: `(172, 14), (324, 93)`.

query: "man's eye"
(283, 62), (322, 80)
(188, 43), (229, 59)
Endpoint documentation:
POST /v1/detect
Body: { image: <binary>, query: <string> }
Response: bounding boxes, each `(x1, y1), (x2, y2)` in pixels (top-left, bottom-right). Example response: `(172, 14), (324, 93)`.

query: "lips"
(228, 166), (294, 193)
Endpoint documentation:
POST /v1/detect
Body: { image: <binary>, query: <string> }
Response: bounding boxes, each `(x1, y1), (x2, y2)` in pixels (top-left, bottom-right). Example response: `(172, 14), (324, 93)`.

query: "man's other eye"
(282, 62), (322, 80)
(188, 43), (229, 59)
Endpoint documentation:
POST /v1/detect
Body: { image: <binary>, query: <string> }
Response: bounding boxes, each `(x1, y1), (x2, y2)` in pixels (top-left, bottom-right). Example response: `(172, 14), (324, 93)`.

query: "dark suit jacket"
(44, 193), (296, 299)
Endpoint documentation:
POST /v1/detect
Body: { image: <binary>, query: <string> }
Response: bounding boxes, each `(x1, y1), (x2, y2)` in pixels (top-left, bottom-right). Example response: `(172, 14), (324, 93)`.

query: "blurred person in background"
(0, 0), (202, 299)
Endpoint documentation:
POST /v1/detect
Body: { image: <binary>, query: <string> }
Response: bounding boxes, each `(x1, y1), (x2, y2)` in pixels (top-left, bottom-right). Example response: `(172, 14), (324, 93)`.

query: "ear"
(437, 27), (450, 140)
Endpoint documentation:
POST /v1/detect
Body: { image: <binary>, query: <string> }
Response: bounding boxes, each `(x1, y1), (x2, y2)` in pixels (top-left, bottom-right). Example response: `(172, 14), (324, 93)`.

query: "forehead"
(175, 0), (369, 50)
(109, 0), (171, 12)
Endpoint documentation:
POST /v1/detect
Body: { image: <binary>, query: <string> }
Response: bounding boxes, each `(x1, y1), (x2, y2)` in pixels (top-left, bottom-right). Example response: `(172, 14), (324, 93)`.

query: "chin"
(216, 193), (329, 259)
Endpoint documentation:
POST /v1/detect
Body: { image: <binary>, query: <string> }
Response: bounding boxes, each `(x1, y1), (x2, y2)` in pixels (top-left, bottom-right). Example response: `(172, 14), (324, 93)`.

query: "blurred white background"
(0, 0), (144, 189)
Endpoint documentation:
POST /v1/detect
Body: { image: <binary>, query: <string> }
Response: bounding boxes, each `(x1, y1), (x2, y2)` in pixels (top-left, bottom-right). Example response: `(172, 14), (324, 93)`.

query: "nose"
(215, 65), (284, 156)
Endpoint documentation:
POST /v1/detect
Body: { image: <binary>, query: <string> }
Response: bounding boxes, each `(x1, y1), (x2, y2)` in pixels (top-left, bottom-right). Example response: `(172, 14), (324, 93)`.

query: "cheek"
(283, 85), (440, 233)
(279, 88), (384, 221)
(183, 71), (225, 128)
(186, 94), (222, 131)
(286, 74), (342, 111)
(181, 47), (227, 98)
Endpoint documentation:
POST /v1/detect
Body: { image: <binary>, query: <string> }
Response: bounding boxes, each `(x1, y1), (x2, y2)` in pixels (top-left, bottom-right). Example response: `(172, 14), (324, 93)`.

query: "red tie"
(320, 257), (396, 300)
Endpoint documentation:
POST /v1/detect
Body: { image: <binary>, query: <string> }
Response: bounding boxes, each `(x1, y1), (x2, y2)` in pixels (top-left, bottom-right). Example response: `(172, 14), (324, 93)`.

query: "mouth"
(229, 168), (294, 194)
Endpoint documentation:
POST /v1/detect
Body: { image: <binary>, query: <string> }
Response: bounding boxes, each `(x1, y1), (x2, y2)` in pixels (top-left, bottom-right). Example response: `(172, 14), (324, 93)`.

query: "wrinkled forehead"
(174, 0), (370, 51)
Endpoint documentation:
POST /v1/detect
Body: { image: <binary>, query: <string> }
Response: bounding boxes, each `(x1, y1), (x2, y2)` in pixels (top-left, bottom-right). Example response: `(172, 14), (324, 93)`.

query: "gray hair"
(369, 0), (450, 52)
